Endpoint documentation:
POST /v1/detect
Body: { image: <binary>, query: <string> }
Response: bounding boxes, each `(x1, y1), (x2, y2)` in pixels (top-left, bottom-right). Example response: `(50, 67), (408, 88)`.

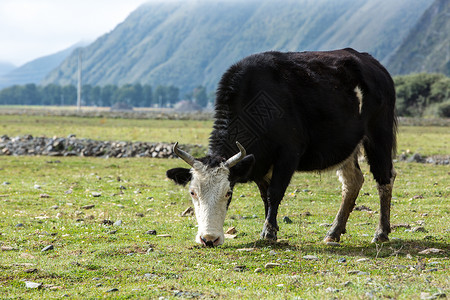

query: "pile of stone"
(0, 135), (205, 158)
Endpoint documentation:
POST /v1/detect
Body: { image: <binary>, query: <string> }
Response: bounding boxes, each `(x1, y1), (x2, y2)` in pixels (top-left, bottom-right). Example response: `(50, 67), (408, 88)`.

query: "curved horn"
(173, 142), (196, 167)
(225, 141), (246, 168)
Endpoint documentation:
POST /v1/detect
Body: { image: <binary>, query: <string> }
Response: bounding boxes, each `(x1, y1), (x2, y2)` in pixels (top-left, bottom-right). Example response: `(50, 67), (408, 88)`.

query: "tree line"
(394, 73), (449, 118)
(0, 73), (448, 117)
(0, 83), (212, 108)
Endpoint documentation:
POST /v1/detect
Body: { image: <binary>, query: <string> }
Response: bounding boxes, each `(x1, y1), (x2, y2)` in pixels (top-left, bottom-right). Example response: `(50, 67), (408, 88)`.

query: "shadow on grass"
(226, 238), (449, 258)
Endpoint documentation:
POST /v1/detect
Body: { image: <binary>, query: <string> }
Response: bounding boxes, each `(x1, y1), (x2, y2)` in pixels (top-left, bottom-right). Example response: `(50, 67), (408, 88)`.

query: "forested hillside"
(388, 0), (450, 76)
(42, 0), (432, 94)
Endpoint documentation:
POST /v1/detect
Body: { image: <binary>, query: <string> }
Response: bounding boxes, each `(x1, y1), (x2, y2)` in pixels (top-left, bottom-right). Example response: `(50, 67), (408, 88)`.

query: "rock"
(319, 223), (332, 227)
(225, 227), (237, 234)
(102, 219), (114, 225)
(91, 192), (101, 197)
(356, 258), (369, 262)
(408, 153), (424, 163)
(233, 265), (246, 272)
(25, 268), (38, 273)
(1, 246), (15, 251)
(34, 185), (41, 189)
(254, 268), (262, 273)
(25, 281), (42, 289)
(301, 211), (311, 216)
(224, 234), (237, 239)
(108, 230), (117, 234)
(326, 242), (341, 247)
(145, 230), (157, 235)
(412, 226), (427, 233)
(303, 255), (319, 261)
(325, 287), (339, 293)
(41, 245), (54, 252)
(391, 223), (411, 230)
(236, 248), (255, 252)
(180, 207), (194, 217)
(106, 288), (118, 292)
(135, 213), (144, 217)
(146, 248), (154, 254)
(264, 263), (281, 269)
(50, 205), (59, 209)
(283, 216), (293, 224)
(433, 292), (447, 298)
(269, 250), (278, 256)
(15, 223), (24, 228)
(357, 271), (369, 275)
(39, 193), (50, 198)
(342, 281), (353, 286)
(81, 204), (95, 209)
(157, 234), (171, 238)
(354, 205), (372, 211)
(2, 181), (10, 185)
(337, 257), (346, 263)
(418, 248), (444, 254)
(113, 220), (122, 226)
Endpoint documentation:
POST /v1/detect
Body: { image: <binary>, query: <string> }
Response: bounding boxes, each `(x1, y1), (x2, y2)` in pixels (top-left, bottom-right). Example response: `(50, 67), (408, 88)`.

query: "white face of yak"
(189, 162), (232, 247)
(167, 142), (253, 247)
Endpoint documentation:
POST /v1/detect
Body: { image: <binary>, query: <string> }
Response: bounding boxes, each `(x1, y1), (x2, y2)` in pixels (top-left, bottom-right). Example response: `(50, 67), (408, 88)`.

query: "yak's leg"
(324, 155), (364, 243)
(256, 180), (269, 219)
(260, 159), (297, 241)
(363, 124), (397, 243)
(372, 168), (396, 242)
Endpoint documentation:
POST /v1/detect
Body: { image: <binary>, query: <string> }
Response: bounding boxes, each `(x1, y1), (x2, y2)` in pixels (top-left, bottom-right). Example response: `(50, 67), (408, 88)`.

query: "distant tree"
(82, 84), (93, 106)
(23, 84), (41, 105)
(90, 86), (101, 106)
(193, 85), (208, 107)
(61, 85), (76, 106)
(166, 85), (180, 106)
(394, 73), (448, 116)
(184, 91), (193, 101)
(154, 85), (167, 107)
(132, 83), (143, 107)
(115, 84), (135, 106)
(142, 84), (153, 107)
(101, 85), (118, 107)
(40, 84), (61, 105)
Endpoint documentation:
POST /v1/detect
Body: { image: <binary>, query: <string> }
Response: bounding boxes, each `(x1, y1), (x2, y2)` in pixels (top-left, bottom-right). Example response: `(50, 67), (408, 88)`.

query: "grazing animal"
(167, 48), (397, 247)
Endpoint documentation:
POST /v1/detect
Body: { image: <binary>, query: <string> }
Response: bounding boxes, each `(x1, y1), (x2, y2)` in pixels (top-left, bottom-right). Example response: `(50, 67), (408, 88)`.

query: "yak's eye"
(190, 190), (197, 197)
(225, 191), (232, 198)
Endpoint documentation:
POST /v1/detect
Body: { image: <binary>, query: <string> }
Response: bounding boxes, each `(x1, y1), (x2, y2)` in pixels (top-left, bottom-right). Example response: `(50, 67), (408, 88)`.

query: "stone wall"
(0, 135), (205, 158)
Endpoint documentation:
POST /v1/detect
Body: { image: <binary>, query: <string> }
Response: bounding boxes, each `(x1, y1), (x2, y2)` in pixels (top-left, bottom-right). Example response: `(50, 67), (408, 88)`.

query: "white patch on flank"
(354, 85), (363, 113)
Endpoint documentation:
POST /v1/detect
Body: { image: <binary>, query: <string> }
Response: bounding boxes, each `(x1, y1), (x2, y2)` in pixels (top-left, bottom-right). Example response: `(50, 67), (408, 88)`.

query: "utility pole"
(77, 49), (82, 112)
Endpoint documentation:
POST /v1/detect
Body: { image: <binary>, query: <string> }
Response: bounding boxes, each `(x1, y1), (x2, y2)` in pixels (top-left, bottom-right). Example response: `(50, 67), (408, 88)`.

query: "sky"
(0, 0), (150, 67)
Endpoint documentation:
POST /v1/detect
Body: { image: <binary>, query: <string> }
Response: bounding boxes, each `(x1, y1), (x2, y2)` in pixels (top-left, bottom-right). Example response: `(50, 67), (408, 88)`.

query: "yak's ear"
(166, 168), (192, 186)
(229, 154), (255, 184)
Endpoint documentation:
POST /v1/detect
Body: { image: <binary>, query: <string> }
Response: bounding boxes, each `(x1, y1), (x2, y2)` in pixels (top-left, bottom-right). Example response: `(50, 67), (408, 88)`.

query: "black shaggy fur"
(167, 48), (397, 243)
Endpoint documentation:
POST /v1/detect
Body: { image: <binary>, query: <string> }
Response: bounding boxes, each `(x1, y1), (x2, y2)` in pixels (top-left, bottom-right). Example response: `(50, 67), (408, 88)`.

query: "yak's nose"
(200, 234), (220, 247)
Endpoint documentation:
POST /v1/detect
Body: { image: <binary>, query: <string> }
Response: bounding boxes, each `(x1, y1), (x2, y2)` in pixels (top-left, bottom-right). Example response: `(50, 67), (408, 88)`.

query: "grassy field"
(0, 114), (449, 299)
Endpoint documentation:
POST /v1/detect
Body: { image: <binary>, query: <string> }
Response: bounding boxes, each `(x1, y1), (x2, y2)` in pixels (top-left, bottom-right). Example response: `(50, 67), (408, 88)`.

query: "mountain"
(0, 41), (88, 89)
(388, 0), (450, 76)
(0, 62), (16, 76)
(42, 0), (433, 94)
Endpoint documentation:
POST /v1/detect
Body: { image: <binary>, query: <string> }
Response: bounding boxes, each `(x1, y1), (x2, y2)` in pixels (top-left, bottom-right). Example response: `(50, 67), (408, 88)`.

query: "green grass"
(0, 115), (449, 298)
(0, 115), (211, 145)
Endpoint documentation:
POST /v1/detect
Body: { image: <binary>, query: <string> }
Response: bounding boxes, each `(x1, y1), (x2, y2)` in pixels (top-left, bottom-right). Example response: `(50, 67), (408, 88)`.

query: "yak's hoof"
(261, 221), (278, 241)
(371, 232), (389, 243)
(323, 235), (340, 243)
